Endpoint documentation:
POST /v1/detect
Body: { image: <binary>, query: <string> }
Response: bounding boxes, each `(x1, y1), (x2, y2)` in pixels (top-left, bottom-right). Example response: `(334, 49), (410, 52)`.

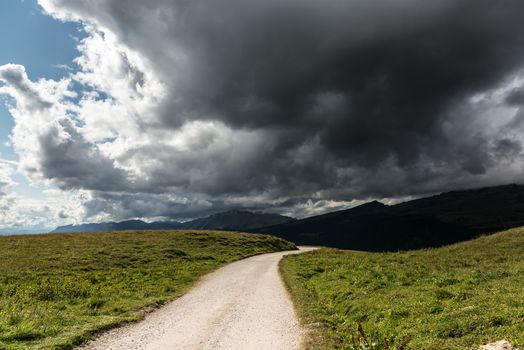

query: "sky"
(1, 0), (524, 232)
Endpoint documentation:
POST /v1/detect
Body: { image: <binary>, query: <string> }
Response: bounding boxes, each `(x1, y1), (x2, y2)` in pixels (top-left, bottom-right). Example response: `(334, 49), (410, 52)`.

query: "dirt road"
(79, 247), (313, 350)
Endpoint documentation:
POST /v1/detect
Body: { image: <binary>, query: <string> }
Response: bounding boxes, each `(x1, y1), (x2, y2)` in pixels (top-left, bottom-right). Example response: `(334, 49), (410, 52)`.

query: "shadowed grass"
(0, 230), (295, 349)
(280, 227), (524, 349)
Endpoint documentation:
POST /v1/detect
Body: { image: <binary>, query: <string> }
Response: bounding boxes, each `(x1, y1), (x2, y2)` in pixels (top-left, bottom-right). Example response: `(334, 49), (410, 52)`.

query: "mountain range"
(51, 210), (294, 234)
(51, 184), (524, 251)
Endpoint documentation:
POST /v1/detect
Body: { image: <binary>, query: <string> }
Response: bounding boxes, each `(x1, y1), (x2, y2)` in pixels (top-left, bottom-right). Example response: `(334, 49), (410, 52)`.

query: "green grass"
(280, 227), (524, 349)
(0, 230), (295, 350)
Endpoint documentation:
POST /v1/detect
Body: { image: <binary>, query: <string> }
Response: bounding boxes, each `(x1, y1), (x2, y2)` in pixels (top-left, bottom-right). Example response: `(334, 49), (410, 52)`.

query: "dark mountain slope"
(181, 210), (295, 231)
(392, 184), (524, 231)
(257, 184), (524, 251)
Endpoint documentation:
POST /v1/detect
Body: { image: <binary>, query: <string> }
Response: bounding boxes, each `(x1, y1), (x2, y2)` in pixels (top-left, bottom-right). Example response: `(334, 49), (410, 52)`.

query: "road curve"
(78, 247), (314, 350)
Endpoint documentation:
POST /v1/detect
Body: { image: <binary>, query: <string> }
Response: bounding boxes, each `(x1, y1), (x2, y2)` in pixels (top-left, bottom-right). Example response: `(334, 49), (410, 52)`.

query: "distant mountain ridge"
(256, 184), (524, 251)
(51, 220), (183, 233)
(43, 184), (524, 251)
(51, 210), (294, 234)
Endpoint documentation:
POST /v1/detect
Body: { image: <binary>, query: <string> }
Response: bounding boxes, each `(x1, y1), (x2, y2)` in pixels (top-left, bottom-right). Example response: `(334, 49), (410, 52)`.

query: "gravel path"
(78, 247), (314, 350)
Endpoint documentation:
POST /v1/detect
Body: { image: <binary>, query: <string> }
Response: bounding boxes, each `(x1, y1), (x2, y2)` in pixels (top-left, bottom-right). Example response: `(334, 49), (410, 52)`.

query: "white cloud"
(0, 161), (87, 229)
(0, 162), (16, 192)
(0, 190), (88, 230)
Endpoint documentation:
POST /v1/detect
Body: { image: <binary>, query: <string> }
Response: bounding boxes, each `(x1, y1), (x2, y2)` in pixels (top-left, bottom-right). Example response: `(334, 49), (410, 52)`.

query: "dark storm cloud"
(33, 0), (524, 220)
(506, 110), (524, 132)
(506, 86), (524, 106)
(36, 118), (130, 191)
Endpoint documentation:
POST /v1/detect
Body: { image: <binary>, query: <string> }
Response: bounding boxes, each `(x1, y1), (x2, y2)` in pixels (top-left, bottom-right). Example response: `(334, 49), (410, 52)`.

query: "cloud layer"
(2, 0), (524, 225)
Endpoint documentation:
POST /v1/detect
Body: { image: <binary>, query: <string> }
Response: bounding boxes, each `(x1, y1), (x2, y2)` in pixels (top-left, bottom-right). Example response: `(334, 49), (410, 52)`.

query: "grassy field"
(281, 227), (524, 349)
(0, 230), (295, 350)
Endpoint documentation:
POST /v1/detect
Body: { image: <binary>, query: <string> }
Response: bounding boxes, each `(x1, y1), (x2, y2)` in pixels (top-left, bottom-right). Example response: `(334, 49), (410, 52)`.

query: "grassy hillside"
(0, 230), (295, 350)
(280, 227), (524, 349)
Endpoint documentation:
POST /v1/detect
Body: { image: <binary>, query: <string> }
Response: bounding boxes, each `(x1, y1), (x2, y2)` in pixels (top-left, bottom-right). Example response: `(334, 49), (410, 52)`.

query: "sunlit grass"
(0, 230), (295, 349)
(281, 227), (524, 349)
